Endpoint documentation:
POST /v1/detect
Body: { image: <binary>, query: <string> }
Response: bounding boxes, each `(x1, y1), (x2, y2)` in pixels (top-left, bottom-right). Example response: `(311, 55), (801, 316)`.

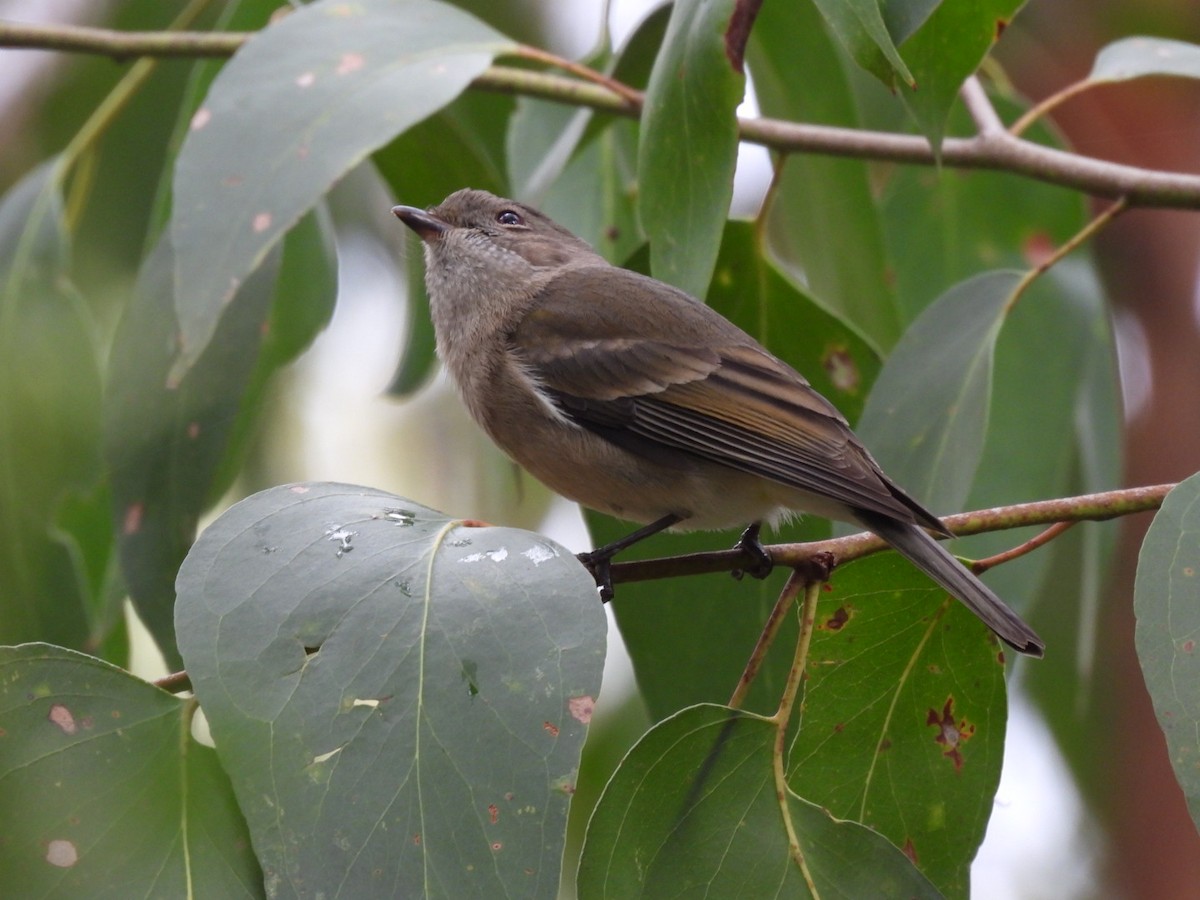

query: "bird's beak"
(392, 205), (450, 242)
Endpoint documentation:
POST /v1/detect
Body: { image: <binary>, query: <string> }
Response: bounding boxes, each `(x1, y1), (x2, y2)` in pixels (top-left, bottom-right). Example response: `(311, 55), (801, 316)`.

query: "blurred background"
(2, 0), (1199, 896)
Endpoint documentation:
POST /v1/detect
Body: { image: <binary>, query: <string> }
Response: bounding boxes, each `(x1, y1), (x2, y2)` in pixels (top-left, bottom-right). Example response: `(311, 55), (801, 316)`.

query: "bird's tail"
(855, 511), (1045, 657)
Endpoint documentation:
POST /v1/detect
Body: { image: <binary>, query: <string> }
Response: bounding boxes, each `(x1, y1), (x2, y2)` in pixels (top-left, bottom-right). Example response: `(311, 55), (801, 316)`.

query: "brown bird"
(394, 189), (1044, 657)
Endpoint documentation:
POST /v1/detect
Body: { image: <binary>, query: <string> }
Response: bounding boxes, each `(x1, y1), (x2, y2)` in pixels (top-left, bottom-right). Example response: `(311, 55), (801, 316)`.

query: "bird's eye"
(496, 210), (523, 226)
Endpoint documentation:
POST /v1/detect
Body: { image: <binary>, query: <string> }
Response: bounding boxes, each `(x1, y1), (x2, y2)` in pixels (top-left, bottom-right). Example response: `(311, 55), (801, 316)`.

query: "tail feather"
(855, 511), (1044, 658)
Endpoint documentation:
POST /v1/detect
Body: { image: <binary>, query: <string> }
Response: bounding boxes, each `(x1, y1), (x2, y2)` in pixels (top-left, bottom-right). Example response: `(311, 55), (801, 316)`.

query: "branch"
(610, 483), (1174, 587)
(4, 20), (1200, 209)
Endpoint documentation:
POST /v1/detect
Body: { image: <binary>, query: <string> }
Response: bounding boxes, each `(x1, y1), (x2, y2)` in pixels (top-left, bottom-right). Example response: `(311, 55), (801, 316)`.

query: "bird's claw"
(732, 522), (773, 581)
(577, 550), (615, 602)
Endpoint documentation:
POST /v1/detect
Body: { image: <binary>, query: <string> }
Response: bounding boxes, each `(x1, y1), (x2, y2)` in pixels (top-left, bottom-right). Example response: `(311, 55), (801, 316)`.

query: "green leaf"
(855, 271), (1019, 515)
(879, 101), (1087, 324)
(175, 483), (605, 898)
(578, 704), (940, 898)
(171, 0), (516, 375)
(792, 554), (1009, 896)
(0, 161), (101, 650)
(1089, 36), (1200, 83)
(603, 227), (879, 721)
(105, 229), (283, 667)
(638, 0), (744, 297)
(541, 126), (643, 266)
(0, 644), (260, 897)
(749, 0), (901, 352)
(1134, 474), (1200, 828)
(810, 0), (918, 87)
(964, 262), (1115, 606)
(896, 0), (1027, 152)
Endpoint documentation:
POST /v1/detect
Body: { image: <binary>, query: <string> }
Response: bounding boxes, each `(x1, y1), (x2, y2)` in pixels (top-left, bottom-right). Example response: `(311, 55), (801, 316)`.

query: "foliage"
(2, 0), (1200, 896)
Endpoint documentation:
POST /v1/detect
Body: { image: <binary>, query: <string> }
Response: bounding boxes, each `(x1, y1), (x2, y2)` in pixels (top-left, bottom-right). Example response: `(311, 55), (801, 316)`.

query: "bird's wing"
(510, 266), (939, 527)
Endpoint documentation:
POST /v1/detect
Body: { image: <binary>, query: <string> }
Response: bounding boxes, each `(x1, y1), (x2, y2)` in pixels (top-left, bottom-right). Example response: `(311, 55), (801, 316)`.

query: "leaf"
(175, 483), (605, 898)
(603, 227), (879, 721)
(578, 704), (940, 898)
(854, 271), (1020, 516)
(0, 161), (101, 649)
(638, 0), (744, 298)
(0, 644), (260, 897)
(791, 554), (1009, 896)
(170, 0), (515, 376)
(895, 0), (1027, 152)
(541, 125), (643, 265)
(106, 228), (283, 667)
(748, 0), (901, 352)
(879, 99), (1086, 324)
(809, 0), (917, 87)
(1089, 36), (1200, 83)
(1134, 474), (1200, 829)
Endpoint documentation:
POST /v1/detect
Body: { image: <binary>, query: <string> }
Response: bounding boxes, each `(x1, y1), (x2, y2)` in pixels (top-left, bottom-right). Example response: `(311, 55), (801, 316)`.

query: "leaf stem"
(1006, 195), (1129, 314)
(729, 568), (805, 710)
(972, 521), (1075, 574)
(769, 578), (823, 895)
(1010, 79), (1096, 137)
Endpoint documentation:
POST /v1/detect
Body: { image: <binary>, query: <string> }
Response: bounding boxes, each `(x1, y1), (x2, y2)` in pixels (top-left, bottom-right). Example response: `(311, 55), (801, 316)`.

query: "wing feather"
(511, 266), (938, 527)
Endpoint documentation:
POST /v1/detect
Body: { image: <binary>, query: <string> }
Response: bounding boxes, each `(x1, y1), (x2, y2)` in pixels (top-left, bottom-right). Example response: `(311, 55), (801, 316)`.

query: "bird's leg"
(732, 521), (774, 580)
(578, 513), (683, 602)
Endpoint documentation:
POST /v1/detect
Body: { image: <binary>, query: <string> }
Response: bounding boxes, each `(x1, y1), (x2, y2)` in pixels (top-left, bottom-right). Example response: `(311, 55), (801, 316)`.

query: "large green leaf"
(0, 162), (102, 650)
(1134, 474), (1200, 829)
(749, 0), (900, 352)
(638, 0), (744, 298)
(578, 704), (940, 898)
(171, 0), (516, 375)
(176, 483), (605, 898)
(106, 229), (279, 667)
(603, 226), (880, 721)
(855, 271), (1019, 516)
(791, 554), (1009, 897)
(0, 644), (260, 896)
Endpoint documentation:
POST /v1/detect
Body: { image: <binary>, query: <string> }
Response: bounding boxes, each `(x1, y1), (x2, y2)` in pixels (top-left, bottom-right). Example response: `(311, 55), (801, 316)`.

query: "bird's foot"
(576, 549), (615, 602)
(731, 521), (773, 581)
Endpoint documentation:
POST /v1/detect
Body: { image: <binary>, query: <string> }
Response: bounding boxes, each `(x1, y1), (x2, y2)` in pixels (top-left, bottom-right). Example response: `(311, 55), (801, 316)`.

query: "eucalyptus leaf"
(792, 554), (1009, 897)
(855, 271), (1020, 516)
(171, 0), (516, 375)
(896, 0), (1027, 152)
(579, 704), (940, 898)
(1090, 36), (1200, 83)
(749, 0), (900, 352)
(0, 644), (260, 897)
(638, 0), (744, 298)
(176, 483), (604, 898)
(0, 161), (101, 650)
(1134, 474), (1200, 829)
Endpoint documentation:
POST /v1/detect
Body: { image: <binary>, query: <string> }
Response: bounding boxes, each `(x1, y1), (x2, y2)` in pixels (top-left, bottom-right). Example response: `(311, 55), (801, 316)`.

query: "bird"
(393, 189), (1044, 657)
